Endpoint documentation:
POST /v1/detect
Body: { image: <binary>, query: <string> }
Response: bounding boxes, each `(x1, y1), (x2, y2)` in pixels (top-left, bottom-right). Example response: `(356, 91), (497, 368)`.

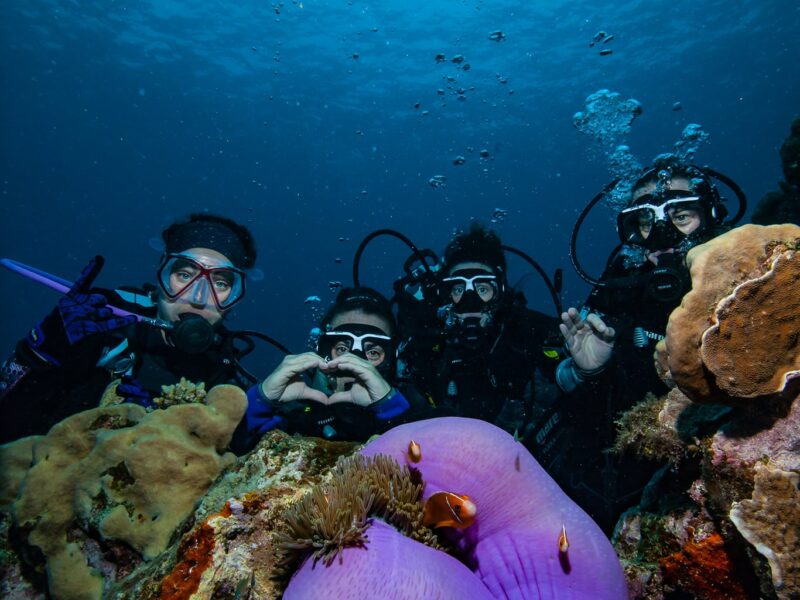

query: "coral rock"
(700, 245), (800, 397)
(4, 385), (246, 600)
(729, 464), (800, 600)
(663, 224), (800, 404)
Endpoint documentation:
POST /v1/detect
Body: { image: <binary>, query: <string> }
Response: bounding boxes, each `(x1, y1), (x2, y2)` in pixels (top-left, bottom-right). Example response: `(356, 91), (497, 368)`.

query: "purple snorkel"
(1, 258), (173, 331)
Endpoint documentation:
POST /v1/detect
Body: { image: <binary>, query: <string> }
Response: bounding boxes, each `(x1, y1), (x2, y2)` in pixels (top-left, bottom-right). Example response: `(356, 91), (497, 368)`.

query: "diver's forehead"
(329, 310), (391, 335)
(448, 262), (493, 276)
(633, 175), (693, 200)
(179, 247), (234, 268)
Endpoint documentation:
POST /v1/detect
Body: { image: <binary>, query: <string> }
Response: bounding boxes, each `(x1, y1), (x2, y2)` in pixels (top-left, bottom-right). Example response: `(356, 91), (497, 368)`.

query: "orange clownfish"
(423, 492), (477, 529)
(407, 439), (422, 463)
(558, 523), (569, 554)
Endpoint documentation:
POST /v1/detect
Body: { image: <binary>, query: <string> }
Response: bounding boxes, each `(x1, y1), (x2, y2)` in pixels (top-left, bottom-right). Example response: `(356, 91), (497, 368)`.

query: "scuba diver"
(561, 156), (747, 533)
(390, 223), (616, 439)
(0, 213), (262, 444)
(231, 287), (411, 454)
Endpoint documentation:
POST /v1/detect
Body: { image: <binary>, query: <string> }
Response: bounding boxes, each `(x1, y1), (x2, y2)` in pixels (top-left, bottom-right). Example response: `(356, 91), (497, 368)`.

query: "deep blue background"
(2, 0), (799, 373)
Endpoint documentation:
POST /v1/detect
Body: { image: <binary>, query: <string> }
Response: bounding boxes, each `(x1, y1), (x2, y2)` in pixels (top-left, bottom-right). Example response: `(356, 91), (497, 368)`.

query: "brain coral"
(7, 384), (246, 600)
(284, 417), (627, 599)
(662, 224), (800, 404)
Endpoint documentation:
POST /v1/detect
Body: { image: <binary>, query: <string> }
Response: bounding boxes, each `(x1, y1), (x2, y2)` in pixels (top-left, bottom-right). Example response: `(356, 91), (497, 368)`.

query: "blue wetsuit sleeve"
(230, 384), (288, 454)
(368, 388), (410, 420)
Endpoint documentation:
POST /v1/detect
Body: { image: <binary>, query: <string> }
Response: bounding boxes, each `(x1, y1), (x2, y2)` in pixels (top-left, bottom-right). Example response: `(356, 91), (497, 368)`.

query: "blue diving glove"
(118, 376), (156, 409)
(26, 256), (137, 365)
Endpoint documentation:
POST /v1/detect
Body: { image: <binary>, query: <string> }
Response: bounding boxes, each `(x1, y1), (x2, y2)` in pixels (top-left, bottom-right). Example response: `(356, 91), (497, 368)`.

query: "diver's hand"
(559, 307), (615, 372)
(260, 352), (330, 404)
(323, 353), (392, 407)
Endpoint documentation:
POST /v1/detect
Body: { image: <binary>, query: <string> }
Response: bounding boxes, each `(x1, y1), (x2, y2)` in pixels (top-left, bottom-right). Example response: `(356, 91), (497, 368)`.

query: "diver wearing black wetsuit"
(0, 214), (257, 444)
(557, 159), (743, 533)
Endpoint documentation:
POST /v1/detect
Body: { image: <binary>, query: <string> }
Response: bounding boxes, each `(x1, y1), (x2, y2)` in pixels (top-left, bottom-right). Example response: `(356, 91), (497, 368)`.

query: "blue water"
(1, 0), (799, 368)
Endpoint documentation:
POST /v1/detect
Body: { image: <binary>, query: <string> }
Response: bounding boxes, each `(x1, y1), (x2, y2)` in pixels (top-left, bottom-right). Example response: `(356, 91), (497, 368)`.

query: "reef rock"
(614, 224), (800, 599)
(730, 464), (800, 600)
(659, 224), (800, 404)
(0, 385), (246, 600)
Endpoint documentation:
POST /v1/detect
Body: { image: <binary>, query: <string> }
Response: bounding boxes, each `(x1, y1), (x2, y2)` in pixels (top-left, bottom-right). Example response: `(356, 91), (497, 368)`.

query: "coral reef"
(613, 225), (800, 599)
(658, 224), (800, 404)
(106, 430), (358, 600)
(1, 385), (246, 600)
(285, 417), (628, 599)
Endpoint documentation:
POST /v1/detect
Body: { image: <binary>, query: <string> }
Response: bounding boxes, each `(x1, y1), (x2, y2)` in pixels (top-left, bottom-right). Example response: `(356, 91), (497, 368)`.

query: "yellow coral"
(154, 377), (207, 408)
(5, 385), (246, 600)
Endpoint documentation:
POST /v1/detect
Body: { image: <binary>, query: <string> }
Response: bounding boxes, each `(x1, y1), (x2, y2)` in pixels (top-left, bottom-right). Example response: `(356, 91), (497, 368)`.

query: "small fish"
(603, 34), (615, 43)
(599, 49), (613, 56)
(423, 492), (477, 529)
(558, 523), (569, 554)
(590, 30), (607, 47)
(407, 439), (422, 463)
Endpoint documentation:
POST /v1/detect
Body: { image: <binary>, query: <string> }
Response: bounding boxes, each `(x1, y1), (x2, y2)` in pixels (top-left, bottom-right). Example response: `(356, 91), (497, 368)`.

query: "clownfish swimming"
(558, 523), (569, 554)
(407, 439), (422, 463)
(423, 492), (477, 529)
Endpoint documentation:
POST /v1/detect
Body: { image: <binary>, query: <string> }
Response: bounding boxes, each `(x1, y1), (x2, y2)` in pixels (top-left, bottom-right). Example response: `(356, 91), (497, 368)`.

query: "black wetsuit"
(397, 301), (564, 436)
(548, 234), (723, 534)
(0, 321), (246, 444)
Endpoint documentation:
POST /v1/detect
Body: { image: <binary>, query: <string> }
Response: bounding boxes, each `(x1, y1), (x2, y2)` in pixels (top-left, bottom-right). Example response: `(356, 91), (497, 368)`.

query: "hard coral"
(663, 224), (800, 404)
(106, 430), (360, 600)
(6, 385), (246, 600)
(701, 246), (800, 397)
(729, 464), (800, 600)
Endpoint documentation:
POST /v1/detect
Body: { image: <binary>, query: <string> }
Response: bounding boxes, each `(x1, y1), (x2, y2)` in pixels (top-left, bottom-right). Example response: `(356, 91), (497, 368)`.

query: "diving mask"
(317, 324), (394, 367)
(157, 253), (246, 310)
(617, 194), (702, 247)
(440, 271), (499, 307)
